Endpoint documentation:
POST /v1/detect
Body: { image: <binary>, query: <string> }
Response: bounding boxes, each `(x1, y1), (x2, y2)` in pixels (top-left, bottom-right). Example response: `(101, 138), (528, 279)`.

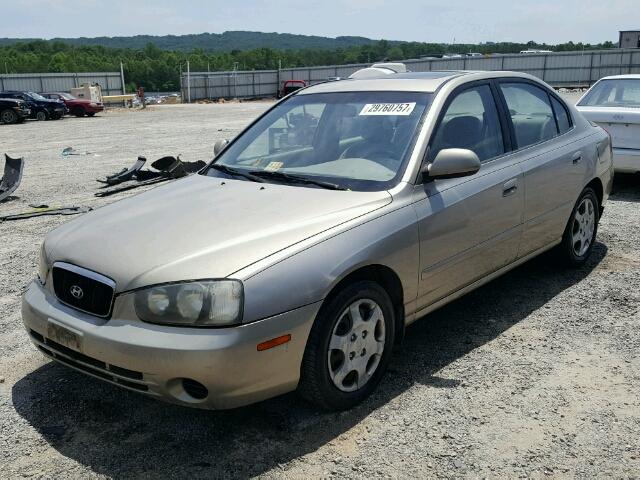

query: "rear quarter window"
(550, 96), (572, 134)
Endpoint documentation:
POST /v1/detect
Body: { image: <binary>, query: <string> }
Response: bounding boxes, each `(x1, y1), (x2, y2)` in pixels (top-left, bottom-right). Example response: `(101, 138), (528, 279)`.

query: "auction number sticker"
(359, 102), (416, 116)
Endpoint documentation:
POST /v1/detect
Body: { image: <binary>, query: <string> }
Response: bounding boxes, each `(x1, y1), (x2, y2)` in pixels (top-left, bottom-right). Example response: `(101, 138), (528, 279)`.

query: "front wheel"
(36, 110), (48, 121)
(299, 281), (395, 410)
(1, 109), (18, 124)
(557, 187), (599, 267)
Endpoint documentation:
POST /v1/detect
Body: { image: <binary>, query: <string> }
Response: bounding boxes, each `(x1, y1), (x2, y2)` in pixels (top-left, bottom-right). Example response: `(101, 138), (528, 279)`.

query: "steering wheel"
(339, 144), (398, 164)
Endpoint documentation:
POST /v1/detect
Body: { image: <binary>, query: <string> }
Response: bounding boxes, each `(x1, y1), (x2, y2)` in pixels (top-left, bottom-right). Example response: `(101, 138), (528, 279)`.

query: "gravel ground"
(1, 102), (639, 479)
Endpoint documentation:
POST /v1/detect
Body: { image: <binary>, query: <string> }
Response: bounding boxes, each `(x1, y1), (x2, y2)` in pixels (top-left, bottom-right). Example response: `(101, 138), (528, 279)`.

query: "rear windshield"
(578, 79), (640, 108)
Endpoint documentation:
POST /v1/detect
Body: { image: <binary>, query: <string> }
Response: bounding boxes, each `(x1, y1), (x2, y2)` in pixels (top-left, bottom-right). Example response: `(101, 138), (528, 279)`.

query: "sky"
(0, 0), (635, 44)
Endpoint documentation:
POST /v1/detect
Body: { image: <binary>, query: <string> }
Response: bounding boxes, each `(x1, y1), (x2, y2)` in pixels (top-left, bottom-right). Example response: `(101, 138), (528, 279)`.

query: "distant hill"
(0, 31), (382, 52)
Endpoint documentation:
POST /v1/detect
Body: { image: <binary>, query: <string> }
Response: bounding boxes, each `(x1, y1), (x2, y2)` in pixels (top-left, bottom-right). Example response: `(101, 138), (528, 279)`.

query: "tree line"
(0, 39), (616, 92)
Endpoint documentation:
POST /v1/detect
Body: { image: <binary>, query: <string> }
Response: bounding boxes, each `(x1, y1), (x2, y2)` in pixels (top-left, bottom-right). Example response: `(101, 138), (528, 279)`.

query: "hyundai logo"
(70, 285), (84, 299)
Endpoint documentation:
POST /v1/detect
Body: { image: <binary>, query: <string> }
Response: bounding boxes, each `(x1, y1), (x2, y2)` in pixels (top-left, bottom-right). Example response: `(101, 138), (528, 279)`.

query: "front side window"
(207, 91), (431, 191)
(578, 79), (640, 108)
(500, 83), (557, 148)
(28, 92), (47, 101)
(429, 85), (504, 162)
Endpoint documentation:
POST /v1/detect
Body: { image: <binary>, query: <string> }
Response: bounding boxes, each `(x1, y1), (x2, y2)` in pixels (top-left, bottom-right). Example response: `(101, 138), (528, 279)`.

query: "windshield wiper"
(210, 164), (265, 183)
(249, 170), (346, 190)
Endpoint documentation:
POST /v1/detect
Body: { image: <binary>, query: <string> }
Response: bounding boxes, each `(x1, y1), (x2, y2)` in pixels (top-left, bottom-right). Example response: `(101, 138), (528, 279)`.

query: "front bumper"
(22, 281), (320, 409)
(613, 148), (640, 174)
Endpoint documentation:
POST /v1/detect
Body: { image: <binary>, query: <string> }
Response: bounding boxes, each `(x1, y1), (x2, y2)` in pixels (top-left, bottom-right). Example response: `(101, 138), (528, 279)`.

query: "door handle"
(572, 152), (582, 164)
(502, 178), (518, 197)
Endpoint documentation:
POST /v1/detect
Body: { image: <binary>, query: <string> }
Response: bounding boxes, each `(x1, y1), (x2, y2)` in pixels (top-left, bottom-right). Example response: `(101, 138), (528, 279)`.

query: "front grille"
(31, 329), (148, 392)
(52, 262), (115, 317)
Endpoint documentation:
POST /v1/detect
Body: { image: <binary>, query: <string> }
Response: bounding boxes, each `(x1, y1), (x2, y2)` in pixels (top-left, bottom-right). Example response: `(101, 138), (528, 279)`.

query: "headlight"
(134, 280), (243, 326)
(38, 242), (49, 285)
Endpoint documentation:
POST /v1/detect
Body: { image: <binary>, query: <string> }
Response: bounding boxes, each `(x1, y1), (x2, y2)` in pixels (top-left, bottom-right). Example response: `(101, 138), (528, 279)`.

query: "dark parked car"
(0, 91), (66, 120)
(0, 98), (31, 124)
(41, 92), (104, 117)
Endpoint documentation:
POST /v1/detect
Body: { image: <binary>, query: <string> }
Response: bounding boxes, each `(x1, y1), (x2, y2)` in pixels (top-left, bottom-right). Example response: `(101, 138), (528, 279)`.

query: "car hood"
(0, 98), (22, 105)
(45, 174), (392, 292)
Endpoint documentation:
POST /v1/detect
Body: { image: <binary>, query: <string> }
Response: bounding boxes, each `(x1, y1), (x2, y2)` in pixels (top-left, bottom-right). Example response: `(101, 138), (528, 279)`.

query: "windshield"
(579, 79), (640, 108)
(28, 92), (47, 101)
(206, 91), (431, 191)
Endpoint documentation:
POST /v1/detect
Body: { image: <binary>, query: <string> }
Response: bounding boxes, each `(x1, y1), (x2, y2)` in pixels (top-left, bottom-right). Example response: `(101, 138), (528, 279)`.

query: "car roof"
(299, 71), (469, 94)
(598, 74), (640, 80)
(298, 70), (542, 95)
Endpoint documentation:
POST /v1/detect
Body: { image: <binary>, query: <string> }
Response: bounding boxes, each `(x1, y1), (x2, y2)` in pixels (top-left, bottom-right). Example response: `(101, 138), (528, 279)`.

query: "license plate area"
(47, 320), (83, 353)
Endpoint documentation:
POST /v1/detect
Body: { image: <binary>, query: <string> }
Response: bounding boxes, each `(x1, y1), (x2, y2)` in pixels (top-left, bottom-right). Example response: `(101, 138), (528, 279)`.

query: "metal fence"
(181, 48), (640, 101)
(0, 72), (124, 95)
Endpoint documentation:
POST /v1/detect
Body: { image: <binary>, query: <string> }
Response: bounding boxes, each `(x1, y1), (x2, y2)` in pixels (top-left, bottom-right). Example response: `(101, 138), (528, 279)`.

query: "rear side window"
(550, 96), (571, 133)
(500, 83), (557, 148)
(430, 85), (504, 162)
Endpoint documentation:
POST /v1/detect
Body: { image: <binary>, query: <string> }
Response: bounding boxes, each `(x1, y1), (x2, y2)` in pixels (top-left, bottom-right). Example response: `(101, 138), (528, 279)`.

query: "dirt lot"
(1, 102), (639, 479)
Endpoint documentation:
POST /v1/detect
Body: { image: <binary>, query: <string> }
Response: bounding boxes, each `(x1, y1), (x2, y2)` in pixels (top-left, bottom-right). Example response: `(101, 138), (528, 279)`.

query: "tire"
(299, 281), (395, 410)
(73, 106), (85, 117)
(36, 110), (48, 121)
(1, 109), (18, 124)
(557, 187), (599, 267)
(86, 112), (96, 117)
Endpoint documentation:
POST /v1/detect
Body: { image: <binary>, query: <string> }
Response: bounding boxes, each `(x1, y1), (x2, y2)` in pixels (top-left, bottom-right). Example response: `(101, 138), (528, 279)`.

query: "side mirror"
(213, 139), (229, 156)
(423, 148), (481, 180)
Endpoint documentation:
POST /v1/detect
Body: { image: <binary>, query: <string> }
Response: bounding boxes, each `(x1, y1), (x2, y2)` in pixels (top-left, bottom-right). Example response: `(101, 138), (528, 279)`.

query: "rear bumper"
(22, 280), (320, 409)
(613, 148), (640, 173)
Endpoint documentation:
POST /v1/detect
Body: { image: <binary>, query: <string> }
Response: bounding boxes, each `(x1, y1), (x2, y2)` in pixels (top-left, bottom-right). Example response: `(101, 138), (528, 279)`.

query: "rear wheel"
(299, 281), (395, 410)
(36, 110), (48, 121)
(1, 109), (18, 124)
(557, 187), (599, 267)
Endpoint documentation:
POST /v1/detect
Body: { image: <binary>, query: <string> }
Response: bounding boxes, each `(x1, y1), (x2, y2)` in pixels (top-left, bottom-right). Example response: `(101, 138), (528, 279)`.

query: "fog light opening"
(181, 378), (209, 400)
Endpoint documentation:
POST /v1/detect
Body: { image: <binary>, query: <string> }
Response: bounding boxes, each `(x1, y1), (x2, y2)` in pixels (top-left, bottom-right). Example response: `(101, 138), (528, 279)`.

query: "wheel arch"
(323, 264), (406, 346)
(585, 177), (604, 214)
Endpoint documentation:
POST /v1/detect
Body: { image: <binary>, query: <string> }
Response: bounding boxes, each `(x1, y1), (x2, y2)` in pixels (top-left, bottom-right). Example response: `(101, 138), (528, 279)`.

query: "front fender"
(239, 204), (420, 324)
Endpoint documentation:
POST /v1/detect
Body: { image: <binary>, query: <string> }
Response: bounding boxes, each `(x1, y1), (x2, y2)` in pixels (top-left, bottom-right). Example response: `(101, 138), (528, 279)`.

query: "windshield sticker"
(265, 161), (284, 171)
(359, 102), (416, 116)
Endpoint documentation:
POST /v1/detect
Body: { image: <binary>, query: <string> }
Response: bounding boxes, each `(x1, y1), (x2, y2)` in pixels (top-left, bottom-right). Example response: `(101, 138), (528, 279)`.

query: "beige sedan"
(23, 66), (613, 410)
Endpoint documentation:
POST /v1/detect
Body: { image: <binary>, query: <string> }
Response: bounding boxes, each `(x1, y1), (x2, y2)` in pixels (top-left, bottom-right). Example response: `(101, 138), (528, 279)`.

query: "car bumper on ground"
(613, 147), (640, 173)
(21, 280), (320, 409)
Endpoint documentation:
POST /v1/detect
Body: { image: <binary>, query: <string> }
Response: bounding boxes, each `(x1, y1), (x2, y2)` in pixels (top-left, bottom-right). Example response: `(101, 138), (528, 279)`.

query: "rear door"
(496, 80), (587, 256)
(413, 81), (524, 311)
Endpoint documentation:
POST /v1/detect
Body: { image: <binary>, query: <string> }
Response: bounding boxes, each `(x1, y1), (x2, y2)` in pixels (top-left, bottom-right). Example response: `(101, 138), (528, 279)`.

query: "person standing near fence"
(137, 86), (145, 109)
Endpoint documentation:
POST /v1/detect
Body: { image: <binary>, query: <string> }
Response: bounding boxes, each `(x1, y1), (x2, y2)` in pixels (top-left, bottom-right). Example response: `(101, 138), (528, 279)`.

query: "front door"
(413, 83), (524, 312)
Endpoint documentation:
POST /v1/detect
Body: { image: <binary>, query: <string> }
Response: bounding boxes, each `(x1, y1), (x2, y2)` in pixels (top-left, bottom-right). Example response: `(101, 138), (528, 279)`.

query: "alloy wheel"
(571, 197), (595, 257)
(1, 110), (16, 124)
(327, 298), (386, 392)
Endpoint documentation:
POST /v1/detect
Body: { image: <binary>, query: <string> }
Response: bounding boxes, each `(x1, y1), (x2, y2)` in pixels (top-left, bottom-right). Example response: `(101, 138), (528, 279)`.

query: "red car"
(41, 92), (104, 117)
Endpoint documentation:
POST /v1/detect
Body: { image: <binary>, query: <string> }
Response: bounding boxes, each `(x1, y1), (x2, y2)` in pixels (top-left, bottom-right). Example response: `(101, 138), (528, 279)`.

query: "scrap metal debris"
(0, 154), (24, 203)
(61, 146), (98, 157)
(0, 205), (92, 222)
(95, 176), (172, 197)
(97, 156), (147, 185)
(95, 155), (206, 196)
